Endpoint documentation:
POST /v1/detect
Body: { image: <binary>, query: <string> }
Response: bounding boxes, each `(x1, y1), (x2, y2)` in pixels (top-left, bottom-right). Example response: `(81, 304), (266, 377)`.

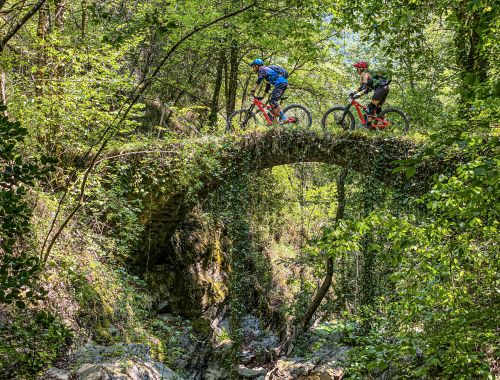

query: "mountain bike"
(227, 96), (312, 131)
(321, 96), (409, 135)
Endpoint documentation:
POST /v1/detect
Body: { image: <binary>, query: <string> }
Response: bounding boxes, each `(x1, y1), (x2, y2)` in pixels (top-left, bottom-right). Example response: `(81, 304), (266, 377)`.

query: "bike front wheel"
(283, 104), (312, 128)
(377, 108), (410, 135)
(227, 109), (258, 131)
(321, 106), (355, 132)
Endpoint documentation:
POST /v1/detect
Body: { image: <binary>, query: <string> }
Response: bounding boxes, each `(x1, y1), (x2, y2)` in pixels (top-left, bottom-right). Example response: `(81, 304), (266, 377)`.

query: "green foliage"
(0, 109), (55, 308)
(313, 134), (499, 378)
(147, 315), (197, 371)
(1, 0), (499, 377)
(0, 310), (72, 379)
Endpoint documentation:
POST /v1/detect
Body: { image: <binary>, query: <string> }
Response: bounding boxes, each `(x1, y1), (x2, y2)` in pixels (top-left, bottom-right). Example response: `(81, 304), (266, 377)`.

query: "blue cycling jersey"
(256, 66), (289, 86)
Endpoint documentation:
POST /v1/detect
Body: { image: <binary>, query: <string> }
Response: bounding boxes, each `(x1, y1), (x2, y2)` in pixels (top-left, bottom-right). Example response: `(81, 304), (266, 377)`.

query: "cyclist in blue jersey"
(249, 58), (289, 124)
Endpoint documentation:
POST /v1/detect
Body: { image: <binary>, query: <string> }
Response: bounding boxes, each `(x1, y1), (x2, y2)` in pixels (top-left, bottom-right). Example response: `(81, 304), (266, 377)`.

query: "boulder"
(267, 358), (345, 379)
(237, 365), (267, 378)
(73, 343), (181, 380)
(241, 350), (256, 364)
(204, 366), (229, 380)
(41, 367), (71, 380)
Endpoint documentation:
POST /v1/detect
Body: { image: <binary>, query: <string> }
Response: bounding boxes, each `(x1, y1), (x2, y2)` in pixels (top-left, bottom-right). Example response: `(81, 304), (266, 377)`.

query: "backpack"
(369, 67), (392, 87)
(269, 65), (289, 79)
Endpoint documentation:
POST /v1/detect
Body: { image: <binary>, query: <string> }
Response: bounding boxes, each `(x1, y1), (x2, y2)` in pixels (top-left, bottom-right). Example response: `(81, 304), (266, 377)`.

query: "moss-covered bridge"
(134, 128), (448, 262)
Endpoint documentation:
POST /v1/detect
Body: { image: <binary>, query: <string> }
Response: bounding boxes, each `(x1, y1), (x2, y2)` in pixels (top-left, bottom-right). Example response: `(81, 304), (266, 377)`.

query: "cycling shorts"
(270, 83), (289, 108)
(372, 85), (389, 105)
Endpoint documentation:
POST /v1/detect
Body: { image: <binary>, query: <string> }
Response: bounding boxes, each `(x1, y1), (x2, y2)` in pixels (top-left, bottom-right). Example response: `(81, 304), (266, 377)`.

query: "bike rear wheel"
(283, 104), (312, 128)
(227, 109), (258, 131)
(376, 108), (409, 135)
(321, 106), (355, 131)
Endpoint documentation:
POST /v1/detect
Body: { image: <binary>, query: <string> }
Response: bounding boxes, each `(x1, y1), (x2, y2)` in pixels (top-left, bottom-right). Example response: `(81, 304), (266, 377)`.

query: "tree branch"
(0, 0), (47, 52)
(94, 150), (176, 165)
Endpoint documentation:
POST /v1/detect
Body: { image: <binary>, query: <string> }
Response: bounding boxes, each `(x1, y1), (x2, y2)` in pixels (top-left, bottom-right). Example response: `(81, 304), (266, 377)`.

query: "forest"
(0, 0), (498, 379)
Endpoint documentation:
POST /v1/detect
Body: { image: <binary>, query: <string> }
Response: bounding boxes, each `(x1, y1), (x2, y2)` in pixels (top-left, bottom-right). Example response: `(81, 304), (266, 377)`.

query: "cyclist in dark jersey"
(350, 60), (390, 129)
(249, 58), (289, 124)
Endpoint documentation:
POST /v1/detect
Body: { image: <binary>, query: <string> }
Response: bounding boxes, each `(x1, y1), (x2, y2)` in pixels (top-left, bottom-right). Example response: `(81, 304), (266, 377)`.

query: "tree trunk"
(54, 0), (66, 30)
(0, 71), (7, 116)
(53, 0), (65, 80)
(35, 2), (50, 95)
(37, 2), (50, 38)
(81, 0), (87, 38)
(300, 166), (349, 331)
(209, 47), (226, 127)
(225, 42), (239, 118)
(454, 1), (489, 110)
(241, 73), (252, 107)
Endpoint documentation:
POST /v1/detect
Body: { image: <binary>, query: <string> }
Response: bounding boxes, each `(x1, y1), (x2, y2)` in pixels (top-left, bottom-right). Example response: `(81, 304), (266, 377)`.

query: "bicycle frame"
(249, 97), (275, 125)
(347, 98), (390, 129)
(247, 96), (297, 125)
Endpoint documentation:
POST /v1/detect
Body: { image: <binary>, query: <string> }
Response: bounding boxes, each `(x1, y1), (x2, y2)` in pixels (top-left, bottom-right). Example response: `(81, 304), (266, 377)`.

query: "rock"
(259, 333), (279, 350)
(157, 300), (170, 313)
(204, 366), (229, 380)
(242, 316), (262, 340)
(269, 358), (315, 378)
(41, 367), (71, 380)
(74, 343), (181, 380)
(75, 360), (179, 380)
(312, 365), (344, 380)
(76, 343), (152, 364)
(246, 331), (279, 364)
(241, 350), (255, 364)
(214, 339), (233, 359)
(211, 317), (230, 339)
(267, 356), (345, 380)
(237, 365), (267, 378)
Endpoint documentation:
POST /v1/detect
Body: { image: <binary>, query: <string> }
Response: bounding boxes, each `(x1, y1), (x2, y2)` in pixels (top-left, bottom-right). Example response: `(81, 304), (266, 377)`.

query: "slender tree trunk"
(209, 47), (226, 126)
(54, 0), (65, 29)
(35, 2), (49, 95)
(51, 0), (66, 155)
(300, 166), (349, 331)
(359, 176), (382, 329)
(241, 73), (252, 107)
(53, 0), (65, 79)
(0, 71), (7, 116)
(81, 0), (87, 39)
(454, 1), (489, 111)
(225, 42), (239, 118)
(37, 2), (50, 38)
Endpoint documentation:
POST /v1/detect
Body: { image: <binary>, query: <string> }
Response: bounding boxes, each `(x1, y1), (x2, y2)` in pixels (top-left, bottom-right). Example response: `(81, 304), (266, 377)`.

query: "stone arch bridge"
(135, 128), (449, 263)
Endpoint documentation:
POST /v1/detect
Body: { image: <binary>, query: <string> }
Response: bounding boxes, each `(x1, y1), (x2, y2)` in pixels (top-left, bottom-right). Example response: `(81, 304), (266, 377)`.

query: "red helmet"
(353, 60), (369, 69)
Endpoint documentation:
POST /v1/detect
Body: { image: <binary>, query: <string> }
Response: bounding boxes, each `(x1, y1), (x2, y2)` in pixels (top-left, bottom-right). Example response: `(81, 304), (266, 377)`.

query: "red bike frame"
(349, 98), (389, 129)
(250, 96), (296, 125)
(251, 97), (275, 125)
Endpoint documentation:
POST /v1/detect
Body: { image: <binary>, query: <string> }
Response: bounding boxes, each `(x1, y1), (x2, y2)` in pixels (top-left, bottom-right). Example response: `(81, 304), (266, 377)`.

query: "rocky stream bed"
(40, 314), (350, 380)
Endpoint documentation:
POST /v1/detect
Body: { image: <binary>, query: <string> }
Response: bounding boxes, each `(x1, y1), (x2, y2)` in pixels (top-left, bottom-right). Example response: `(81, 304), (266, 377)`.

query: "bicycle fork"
(243, 103), (256, 127)
(341, 104), (352, 128)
